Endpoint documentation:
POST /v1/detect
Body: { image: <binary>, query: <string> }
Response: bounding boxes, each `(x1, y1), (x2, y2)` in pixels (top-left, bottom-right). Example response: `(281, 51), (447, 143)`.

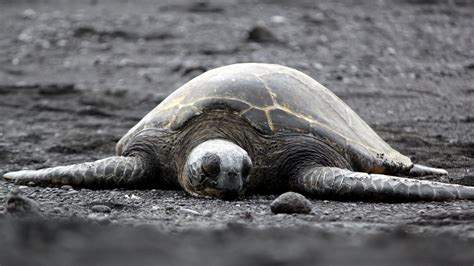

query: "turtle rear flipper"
(3, 156), (145, 188)
(291, 166), (474, 202)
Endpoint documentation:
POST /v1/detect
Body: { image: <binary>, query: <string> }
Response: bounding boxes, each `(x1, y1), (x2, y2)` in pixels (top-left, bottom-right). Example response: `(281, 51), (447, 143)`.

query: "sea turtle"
(4, 63), (474, 201)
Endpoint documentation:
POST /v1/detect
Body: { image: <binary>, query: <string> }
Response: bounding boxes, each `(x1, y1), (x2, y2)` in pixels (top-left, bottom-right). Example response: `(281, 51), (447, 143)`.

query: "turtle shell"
(117, 63), (412, 173)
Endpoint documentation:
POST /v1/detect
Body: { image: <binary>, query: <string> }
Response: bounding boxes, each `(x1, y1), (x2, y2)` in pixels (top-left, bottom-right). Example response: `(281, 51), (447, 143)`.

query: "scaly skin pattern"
(292, 167), (474, 202)
(4, 157), (145, 188)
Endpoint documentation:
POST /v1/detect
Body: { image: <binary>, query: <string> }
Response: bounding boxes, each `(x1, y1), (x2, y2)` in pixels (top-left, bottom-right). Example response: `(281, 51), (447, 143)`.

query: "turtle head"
(182, 139), (252, 200)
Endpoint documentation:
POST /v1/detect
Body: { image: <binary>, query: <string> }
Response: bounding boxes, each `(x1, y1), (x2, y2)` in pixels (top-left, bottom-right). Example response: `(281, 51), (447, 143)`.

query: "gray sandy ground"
(0, 0), (473, 265)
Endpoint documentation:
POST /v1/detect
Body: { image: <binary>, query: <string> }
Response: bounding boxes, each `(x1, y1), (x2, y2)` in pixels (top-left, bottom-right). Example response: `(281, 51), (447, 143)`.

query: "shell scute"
(170, 106), (201, 130)
(241, 108), (273, 134)
(193, 97), (251, 113)
(269, 108), (311, 133)
(182, 72), (274, 108)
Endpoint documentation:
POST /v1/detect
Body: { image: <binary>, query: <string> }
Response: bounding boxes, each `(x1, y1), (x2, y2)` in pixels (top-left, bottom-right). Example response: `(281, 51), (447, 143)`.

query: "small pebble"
(87, 213), (111, 225)
(303, 12), (326, 24)
(386, 47), (396, 56)
(463, 62), (474, 70)
(52, 207), (62, 214)
(270, 192), (312, 214)
(202, 210), (213, 217)
(414, 217), (424, 224)
(21, 9), (37, 19)
(247, 26), (279, 43)
(125, 194), (142, 200)
(188, 1), (223, 13)
(5, 189), (42, 217)
(91, 205), (111, 213)
(240, 211), (253, 221)
(180, 208), (201, 215)
(312, 62), (323, 70)
(61, 185), (73, 190)
(270, 15), (287, 24)
(64, 190), (78, 196)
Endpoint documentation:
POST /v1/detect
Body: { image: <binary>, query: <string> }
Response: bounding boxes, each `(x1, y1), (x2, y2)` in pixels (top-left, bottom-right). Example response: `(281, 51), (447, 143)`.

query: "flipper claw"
(409, 164), (448, 177)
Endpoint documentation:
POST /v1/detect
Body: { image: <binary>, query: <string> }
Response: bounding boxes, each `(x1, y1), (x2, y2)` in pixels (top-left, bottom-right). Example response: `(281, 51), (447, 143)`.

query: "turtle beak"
(199, 170), (245, 200)
(214, 170), (246, 200)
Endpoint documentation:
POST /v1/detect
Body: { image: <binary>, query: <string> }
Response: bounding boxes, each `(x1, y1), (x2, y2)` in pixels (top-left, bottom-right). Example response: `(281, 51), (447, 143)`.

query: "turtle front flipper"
(3, 156), (145, 188)
(290, 167), (474, 202)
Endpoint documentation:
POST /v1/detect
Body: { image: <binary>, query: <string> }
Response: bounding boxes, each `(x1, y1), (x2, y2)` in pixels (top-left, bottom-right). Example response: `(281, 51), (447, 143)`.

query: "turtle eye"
(201, 153), (221, 178)
(241, 157), (252, 178)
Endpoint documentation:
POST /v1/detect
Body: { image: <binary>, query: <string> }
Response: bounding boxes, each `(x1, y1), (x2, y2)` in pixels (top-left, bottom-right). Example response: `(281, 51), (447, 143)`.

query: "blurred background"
(0, 0), (473, 265)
